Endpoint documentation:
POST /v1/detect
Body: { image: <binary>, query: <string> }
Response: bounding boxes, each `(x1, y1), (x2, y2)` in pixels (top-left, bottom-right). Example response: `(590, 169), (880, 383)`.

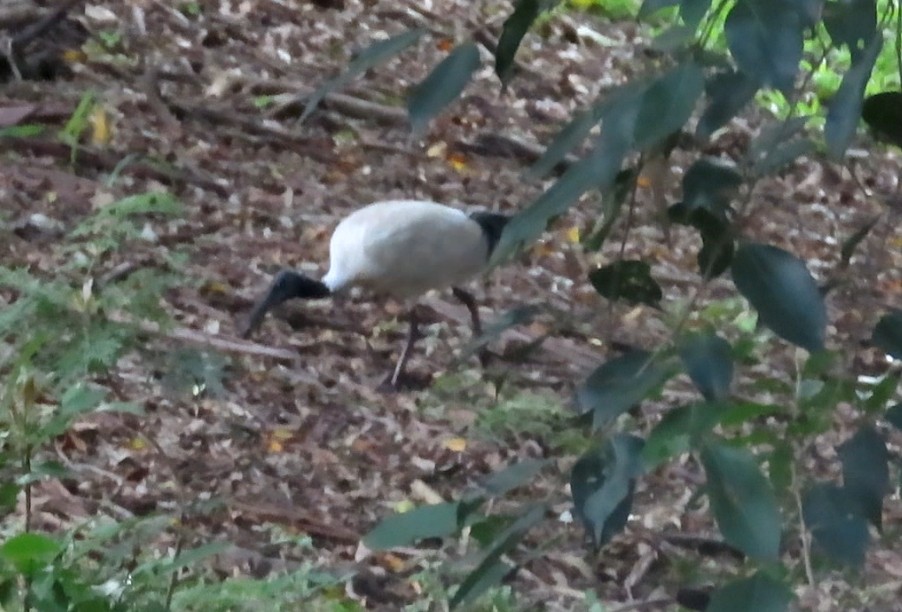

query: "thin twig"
(142, 65), (182, 131)
(166, 100), (339, 163)
(229, 499), (360, 544)
(456, 133), (579, 174)
(792, 460), (816, 587)
(164, 525), (185, 611)
(2, 36), (22, 80)
(0, 137), (231, 197)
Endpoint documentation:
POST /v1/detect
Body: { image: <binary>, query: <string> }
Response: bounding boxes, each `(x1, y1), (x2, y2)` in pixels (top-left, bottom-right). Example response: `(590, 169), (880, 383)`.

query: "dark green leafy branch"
(363, 0), (902, 607)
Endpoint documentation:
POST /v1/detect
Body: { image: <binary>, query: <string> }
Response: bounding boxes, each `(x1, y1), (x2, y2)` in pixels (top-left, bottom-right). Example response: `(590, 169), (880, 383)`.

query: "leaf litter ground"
(2, 0), (902, 609)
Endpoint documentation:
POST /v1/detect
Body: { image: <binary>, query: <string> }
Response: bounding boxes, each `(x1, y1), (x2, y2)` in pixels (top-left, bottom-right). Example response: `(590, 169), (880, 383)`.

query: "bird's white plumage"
(321, 200), (489, 297)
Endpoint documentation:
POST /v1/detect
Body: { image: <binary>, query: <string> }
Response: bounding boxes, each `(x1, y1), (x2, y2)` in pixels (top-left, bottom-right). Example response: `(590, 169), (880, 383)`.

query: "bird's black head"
(241, 270), (331, 338)
(469, 211), (510, 256)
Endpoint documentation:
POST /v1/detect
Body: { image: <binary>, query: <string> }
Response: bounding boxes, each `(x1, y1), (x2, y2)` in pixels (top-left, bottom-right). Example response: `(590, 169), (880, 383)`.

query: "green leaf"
(753, 137), (814, 176)
(872, 309), (902, 359)
(364, 502), (460, 550)
(58, 91), (96, 147)
(724, 0), (803, 93)
(492, 118), (630, 265)
(803, 483), (869, 566)
(838, 425), (888, 529)
(449, 505), (545, 609)
(0, 124), (45, 138)
(651, 24), (695, 52)
(717, 400), (783, 427)
(0, 483), (19, 510)
(408, 42), (480, 135)
(768, 441), (793, 495)
(731, 242), (826, 352)
(639, 0), (679, 18)
(643, 405), (694, 466)
(301, 29), (425, 123)
(480, 459), (549, 497)
(697, 70), (760, 139)
(823, 0), (877, 62)
(0, 533), (61, 575)
(701, 441), (781, 560)
(887, 403), (902, 430)
(527, 79), (650, 181)
(575, 350), (677, 428)
(450, 560), (512, 609)
(678, 331), (733, 401)
(680, 0), (712, 27)
(527, 105), (605, 179)
(794, 0), (824, 26)
(825, 35), (883, 159)
(634, 62), (704, 151)
(681, 158), (742, 218)
(588, 260), (662, 307)
(62, 383), (106, 413)
(668, 205), (735, 278)
(706, 572), (791, 612)
(41, 383), (107, 438)
(81, 192), (182, 232)
(746, 117), (811, 176)
(862, 91), (902, 147)
(469, 515), (513, 546)
(570, 435), (643, 549)
(27, 571), (67, 611)
(863, 373), (899, 414)
(496, 0), (548, 85)
(644, 402), (725, 466)
(0, 577), (15, 606)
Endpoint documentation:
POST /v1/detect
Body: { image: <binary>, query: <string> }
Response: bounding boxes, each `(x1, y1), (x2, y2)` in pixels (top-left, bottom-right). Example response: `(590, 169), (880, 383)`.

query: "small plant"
(57, 90), (96, 163)
(178, 2), (203, 18)
(0, 191), (223, 610)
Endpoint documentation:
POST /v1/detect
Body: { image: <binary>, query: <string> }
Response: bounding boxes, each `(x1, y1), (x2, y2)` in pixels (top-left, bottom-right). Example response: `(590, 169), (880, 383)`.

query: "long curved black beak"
(241, 289), (284, 338)
(240, 270), (331, 338)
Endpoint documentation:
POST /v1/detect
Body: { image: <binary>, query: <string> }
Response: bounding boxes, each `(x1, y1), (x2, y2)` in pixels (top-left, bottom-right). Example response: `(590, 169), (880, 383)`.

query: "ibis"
(241, 200), (510, 387)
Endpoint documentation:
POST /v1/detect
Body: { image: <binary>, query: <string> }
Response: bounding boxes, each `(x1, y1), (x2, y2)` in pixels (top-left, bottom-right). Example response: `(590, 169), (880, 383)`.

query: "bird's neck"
(469, 212), (510, 255)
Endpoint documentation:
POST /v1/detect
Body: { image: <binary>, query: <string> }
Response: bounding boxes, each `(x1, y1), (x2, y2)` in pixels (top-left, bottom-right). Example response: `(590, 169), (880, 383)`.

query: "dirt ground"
(2, 0), (902, 610)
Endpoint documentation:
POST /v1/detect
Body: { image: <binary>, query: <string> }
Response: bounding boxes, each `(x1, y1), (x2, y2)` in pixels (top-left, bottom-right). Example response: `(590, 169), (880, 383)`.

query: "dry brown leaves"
(2, 0), (901, 609)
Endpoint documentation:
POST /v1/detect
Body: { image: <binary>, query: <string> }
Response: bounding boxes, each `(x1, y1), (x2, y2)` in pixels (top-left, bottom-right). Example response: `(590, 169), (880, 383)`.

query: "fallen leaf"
(444, 437), (467, 452)
(447, 151), (468, 172)
(90, 107), (111, 145)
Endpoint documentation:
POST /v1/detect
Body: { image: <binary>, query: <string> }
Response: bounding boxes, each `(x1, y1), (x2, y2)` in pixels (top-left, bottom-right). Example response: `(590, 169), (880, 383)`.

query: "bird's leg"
(452, 287), (482, 335)
(389, 308), (421, 387)
(452, 287), (490, 366)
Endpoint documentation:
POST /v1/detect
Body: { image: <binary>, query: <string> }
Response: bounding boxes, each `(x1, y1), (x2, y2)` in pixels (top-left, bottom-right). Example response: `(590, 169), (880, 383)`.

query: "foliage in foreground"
(351, 0), (902, 608)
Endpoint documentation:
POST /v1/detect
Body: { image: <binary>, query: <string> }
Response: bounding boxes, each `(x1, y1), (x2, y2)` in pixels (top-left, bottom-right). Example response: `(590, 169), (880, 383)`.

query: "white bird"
(241, 200), (509, 388)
